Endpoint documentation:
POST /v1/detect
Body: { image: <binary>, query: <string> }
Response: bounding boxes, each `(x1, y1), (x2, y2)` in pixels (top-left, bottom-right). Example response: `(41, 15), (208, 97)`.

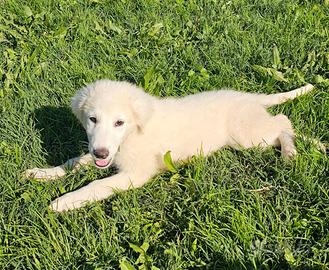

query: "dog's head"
(71, 80), (154, 169)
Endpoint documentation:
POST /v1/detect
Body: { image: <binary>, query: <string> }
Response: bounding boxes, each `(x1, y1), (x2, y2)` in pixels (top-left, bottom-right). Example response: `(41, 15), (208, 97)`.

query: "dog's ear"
(71, 84), (93, 127)
(131, 92), (154, 132)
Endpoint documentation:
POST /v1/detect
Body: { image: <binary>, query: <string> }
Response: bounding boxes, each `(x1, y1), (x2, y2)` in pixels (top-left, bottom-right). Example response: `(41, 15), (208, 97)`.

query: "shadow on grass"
(32, 106), (87, 166)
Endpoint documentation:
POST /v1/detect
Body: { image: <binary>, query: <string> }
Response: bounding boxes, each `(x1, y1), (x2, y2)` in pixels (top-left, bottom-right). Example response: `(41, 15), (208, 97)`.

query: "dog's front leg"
(25, 154), (93, 181)
(50, 172), (145, 212)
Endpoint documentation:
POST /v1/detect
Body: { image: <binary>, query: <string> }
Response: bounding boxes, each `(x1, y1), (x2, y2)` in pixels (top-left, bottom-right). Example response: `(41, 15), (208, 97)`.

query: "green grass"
(1, 0), (328, 269)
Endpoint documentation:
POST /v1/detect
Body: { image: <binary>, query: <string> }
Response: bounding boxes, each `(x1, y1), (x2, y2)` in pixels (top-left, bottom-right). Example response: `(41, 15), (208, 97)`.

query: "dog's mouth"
(94, 159), (111, 169)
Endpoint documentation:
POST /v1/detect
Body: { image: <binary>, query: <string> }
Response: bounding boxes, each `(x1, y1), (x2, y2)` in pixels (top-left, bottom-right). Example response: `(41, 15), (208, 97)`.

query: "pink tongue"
(96, 159), (109, 167)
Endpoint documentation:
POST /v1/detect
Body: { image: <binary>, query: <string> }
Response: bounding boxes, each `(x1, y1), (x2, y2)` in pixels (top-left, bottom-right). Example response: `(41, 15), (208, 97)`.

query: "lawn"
(0, 0), (328, 269)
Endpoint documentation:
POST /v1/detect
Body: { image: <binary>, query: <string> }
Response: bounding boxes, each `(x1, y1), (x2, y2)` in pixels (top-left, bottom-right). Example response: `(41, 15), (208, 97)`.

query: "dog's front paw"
(24, 167), (66, 181)
(50, 194), (85, 212)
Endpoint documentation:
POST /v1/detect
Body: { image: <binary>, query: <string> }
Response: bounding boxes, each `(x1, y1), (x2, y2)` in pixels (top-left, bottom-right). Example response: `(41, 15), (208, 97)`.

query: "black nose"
(93, 148), (109, 159)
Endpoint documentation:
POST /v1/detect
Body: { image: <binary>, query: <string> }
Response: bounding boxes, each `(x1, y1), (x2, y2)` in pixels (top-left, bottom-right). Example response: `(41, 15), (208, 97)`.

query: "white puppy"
(25, 80), (314, 212)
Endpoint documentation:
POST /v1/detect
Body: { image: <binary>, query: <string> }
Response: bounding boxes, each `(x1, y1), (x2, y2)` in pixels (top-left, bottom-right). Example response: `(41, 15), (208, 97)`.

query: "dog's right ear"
(71, 84), (93, 127)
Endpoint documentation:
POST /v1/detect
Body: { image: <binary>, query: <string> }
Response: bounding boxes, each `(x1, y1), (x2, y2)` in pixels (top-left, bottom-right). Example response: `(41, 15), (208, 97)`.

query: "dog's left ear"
(131, 92), (154, 132)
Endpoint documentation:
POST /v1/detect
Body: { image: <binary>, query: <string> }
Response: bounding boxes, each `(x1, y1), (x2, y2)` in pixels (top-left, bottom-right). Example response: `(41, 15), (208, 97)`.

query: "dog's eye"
(114, 120), (124, 127)
(89, 117), (97, 123)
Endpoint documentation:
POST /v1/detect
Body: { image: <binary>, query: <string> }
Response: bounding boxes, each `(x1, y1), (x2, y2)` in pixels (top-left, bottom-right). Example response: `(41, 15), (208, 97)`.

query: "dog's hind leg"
(24, 153), (93, 181)
(278, 130), (296, 158)
(271, 114), (296, 158)
(229, 110), (297, 158)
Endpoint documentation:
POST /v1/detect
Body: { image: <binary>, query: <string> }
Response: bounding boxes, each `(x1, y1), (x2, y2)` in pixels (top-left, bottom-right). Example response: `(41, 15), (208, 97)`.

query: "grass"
(0, 0), (328, 269)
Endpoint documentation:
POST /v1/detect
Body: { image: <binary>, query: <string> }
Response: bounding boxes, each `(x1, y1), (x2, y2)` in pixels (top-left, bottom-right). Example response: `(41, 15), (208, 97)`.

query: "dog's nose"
(93, 148), (109, 159)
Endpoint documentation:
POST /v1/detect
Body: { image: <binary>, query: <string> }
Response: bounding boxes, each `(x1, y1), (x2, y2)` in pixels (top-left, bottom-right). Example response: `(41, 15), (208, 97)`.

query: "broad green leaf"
(284, 248), (295, 265)
(188, 69), (195, 77)
(140, 242), (149, 252)
(54, 26), (68, 38)
(169, 173), (180, 183)
(163, 151), (177, 173)
(191, 239), (197, 253)
(5, 48), (16, 60)
(272, 45), (281, 68)
(128, 242), (144, 254)
(23, 6), (33, 17)
(314, 75), (329, 86)
(271, 70), (288, 82)
(0, 32), (5, 42)
(58, 185), (66, 193)
(108, 20), (123, 34)
(148, 23), (163, 36)
(94, 21), (103, 32)
(143, 67), (155, 90)
(252, 65), (270, 77)
(21, 192), (31, 201)
(119, 258), (136, 270)
(200, 68), (209, 79)
(252, 65), (288, 82)
(315, 75), (325, 83)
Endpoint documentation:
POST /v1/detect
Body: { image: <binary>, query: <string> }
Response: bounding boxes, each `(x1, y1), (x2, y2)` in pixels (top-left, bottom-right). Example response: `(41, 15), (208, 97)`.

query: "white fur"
(25, 81), (314, 211)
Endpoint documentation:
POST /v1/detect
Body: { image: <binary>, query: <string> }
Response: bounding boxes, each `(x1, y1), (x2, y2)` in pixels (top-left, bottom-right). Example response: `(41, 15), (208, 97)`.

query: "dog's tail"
(259, 84), (314, 108)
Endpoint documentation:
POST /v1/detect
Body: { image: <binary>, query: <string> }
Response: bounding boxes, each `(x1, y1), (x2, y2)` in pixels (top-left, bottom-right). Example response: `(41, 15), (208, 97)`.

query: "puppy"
(25, 81), (314, 211)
